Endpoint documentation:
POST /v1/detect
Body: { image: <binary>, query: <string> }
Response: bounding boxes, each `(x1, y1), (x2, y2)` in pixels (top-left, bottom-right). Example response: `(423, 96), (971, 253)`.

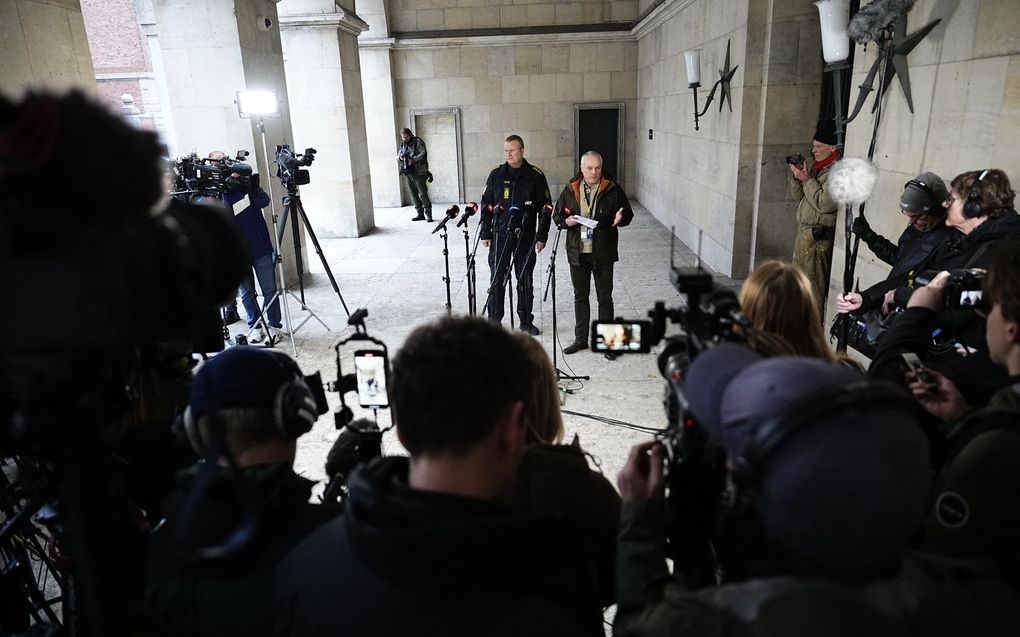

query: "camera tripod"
(261, 184), (351, 352)
(543, 222), (589, 383)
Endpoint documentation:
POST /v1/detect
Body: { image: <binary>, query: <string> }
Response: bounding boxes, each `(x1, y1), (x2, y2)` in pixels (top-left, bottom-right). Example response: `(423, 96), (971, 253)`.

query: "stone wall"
(389, 0), (638, 33)
(1, 0), (97, 98)
(827, 0), (1020, 325)
(392, 36), (639, 202)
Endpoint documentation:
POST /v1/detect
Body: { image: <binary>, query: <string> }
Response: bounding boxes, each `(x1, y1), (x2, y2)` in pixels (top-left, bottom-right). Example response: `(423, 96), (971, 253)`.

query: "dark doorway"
(577, 107), (621, 181)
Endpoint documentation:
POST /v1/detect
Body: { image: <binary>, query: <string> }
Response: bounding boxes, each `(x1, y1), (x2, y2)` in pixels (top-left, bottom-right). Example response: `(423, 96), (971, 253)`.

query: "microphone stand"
(433, 207), (459, 315)
(464, 219), (483, 316)
(543, 220), (589, 382)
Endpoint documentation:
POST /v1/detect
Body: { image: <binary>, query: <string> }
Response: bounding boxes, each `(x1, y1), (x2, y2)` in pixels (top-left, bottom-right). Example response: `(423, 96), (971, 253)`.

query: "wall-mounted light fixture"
(683, 39), (739, 131)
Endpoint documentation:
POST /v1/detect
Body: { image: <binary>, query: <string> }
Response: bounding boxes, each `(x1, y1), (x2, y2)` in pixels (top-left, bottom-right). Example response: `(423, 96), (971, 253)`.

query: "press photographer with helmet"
(202, 151), (285, 343)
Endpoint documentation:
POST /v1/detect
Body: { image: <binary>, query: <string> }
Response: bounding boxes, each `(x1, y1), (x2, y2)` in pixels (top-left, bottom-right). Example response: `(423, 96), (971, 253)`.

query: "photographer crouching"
(201, 151), (285, 342)
(614, 345), (1020, 635)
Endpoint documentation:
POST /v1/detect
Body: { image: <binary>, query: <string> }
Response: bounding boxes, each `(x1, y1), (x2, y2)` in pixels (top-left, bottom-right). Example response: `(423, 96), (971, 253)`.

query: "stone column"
(152, 0), (302, 283)
(1, 0), (97, 97)
(279, 1), (376, 237)
(357, 0), (402, 208)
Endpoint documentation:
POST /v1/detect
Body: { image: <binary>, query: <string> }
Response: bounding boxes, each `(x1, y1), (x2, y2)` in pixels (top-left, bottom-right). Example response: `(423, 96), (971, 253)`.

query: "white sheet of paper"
(569, 215), (598, 229)
(232, 194), (250, 216)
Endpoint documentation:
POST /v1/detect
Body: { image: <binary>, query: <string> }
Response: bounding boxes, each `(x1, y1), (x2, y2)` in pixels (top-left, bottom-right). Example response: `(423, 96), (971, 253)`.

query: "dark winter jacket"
(613, 499), (1020, 637)
(145, 463), (338, 637)
(272, 456), (601, 637)
(854, 219), (951, 310)
(479, 159), (552, 242)
(920, 380), (1020, 590)
(510, 440), (621, 608)
(199, 187), (273, 260)
(398, 135), (429, 178)
(554, 176), (634, 266)
(932, 210), (1020, 272)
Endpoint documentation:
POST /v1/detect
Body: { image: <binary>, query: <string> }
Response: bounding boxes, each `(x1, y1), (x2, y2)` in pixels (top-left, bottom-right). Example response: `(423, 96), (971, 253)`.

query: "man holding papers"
(554, 151), (634, 354)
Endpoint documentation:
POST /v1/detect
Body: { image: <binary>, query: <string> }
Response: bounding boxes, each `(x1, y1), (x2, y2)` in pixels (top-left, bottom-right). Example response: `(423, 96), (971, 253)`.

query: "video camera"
(915, 268), (986, 311)
(590, 237), (757, 585)
(275, 144), (316, 190)
(169, 150), (253, 200)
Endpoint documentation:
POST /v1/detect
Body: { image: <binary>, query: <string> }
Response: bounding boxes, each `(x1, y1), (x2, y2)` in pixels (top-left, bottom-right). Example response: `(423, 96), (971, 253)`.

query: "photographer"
(614, 345), (1020, 635)
(889, 244), (1020, 587)
(204, 151), (284, 342)
(145, 346), (338, 637)
(398, 127), (432, 222)
(789, 120), (841, 319)
(838, 172), (952, 316)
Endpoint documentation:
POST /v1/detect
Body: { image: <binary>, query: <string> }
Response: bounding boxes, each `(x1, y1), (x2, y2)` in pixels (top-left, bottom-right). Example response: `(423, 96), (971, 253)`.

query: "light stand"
(543, 221), (588, 383)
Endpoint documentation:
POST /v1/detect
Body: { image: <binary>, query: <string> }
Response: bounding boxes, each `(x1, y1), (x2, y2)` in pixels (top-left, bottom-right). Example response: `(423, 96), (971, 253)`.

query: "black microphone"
(456, 202), (479, 227)
(431, 205), (459, 234)
(508, 205), (523, 231)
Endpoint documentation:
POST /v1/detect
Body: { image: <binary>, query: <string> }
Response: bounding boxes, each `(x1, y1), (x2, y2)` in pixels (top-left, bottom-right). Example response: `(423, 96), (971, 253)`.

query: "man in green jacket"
(554, 151), (634, 354)
(789, 120), (841, 319)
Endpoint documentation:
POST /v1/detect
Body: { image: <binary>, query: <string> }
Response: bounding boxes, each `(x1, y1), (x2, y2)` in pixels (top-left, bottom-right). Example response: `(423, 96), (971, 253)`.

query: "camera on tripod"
(169, 150), (253, 199)
(275, 144), (316, 189)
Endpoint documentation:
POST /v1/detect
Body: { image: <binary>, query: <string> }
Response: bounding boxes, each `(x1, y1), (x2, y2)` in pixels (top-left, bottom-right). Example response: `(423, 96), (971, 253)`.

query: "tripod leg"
(287, 195), (307, 304)
(295, 197), (351, 317)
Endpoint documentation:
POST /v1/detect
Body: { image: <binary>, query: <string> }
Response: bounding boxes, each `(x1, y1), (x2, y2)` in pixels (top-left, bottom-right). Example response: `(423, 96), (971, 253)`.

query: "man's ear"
(1006, 318), (1020, 344)
(498, 400), (527, 455)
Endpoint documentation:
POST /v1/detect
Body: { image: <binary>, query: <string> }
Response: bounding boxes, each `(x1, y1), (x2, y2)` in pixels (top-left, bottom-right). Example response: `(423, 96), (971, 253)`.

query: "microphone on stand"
(553, 206), (572, 226)
(431, 205), (459, 235)
(456, 202), (479, 228)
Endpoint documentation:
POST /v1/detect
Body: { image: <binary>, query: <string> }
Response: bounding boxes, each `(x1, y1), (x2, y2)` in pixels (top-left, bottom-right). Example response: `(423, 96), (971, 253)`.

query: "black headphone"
(729, 381), (920, 488)
(964, 169), (990, 219)
(183, 353), (319, 457)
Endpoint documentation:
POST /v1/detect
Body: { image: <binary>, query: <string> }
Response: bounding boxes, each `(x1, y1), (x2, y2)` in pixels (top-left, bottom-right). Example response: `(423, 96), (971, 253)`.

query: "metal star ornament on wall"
(880, 15), (942, 113)
(685, 39), (740, 130)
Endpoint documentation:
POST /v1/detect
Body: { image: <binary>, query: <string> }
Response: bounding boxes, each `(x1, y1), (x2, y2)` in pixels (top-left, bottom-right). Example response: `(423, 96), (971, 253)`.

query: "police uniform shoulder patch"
(531, 166), (545, 175)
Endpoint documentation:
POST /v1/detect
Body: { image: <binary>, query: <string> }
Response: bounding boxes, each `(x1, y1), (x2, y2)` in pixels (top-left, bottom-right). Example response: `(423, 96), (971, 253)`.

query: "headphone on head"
(964, 169), (990, 219)
(729, 381), (920, 488)
(902, 178), (944, 215)
(182, 352), (319, 457)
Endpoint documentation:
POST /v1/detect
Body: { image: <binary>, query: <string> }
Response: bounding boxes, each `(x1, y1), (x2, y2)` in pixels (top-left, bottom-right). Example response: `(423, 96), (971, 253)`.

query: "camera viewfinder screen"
(959, 290), (982, 308)
(593, 323), (644, 352)
(354, 351), (388, 408)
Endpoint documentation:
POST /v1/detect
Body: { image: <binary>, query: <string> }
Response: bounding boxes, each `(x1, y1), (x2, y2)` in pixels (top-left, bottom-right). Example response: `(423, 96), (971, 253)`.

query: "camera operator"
(479, 134), (552, 335)
(789, 120), (841, 319)
(145, 346), (338, 637)
(614, 345), (1020, 635)
(838, 172), (952, 317)
(876, 244), (1020, 588)
(203, 151), (285, 342)
(398, 127), (433, 222)
(273, 317), (599, 636)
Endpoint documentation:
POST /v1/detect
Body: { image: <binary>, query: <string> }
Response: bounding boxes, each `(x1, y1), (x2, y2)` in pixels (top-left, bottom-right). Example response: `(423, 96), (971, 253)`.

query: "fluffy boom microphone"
(826, 157), (878, 207)
(847, 0), (916, 43)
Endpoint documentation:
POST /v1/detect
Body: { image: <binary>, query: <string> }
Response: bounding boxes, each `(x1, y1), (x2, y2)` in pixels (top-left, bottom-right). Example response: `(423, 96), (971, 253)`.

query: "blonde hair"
(739, 260), (835, 361)
(513, 333), (565, 444)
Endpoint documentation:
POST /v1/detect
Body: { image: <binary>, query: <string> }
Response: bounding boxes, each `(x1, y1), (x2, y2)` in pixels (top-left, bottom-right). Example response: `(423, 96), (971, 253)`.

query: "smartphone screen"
(901, 352), (932, 385)
(354, 350), (389, 408)
(591, 321), (652, 353)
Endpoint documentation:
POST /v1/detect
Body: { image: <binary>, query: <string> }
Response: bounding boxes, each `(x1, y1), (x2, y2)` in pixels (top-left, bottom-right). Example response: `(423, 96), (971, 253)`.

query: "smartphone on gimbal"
(353, 349), (389, 408)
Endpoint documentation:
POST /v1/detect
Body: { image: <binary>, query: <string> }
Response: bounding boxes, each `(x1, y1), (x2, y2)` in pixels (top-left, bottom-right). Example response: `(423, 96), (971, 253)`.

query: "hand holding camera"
(617, 440), (666, 504)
